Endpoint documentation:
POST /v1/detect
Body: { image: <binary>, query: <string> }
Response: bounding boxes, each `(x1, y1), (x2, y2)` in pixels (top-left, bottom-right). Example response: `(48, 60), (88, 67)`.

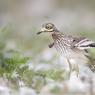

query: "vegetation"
(0, 24), (94, 95)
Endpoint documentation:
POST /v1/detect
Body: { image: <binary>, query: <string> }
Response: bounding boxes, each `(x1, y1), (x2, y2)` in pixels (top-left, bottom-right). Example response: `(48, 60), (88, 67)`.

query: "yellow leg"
(76, 64), (79, 77)
(66, 58), (72, 78)
(72, 64), (79, 77)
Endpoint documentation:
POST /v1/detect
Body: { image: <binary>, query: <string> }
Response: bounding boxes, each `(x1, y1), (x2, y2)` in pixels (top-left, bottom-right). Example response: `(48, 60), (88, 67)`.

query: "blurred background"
(0, 0), (95, 95)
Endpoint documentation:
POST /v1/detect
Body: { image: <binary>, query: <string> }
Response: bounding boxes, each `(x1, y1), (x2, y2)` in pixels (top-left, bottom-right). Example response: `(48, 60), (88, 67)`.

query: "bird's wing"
(72, 37), (95, 50)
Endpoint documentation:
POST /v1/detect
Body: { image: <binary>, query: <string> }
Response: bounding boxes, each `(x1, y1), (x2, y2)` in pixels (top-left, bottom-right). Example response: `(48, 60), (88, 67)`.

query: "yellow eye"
(45, 25), (52, 29)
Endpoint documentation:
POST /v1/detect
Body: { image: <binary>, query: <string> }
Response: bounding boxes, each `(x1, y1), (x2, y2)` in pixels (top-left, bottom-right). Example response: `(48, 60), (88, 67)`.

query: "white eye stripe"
(40, 28), (47, 32)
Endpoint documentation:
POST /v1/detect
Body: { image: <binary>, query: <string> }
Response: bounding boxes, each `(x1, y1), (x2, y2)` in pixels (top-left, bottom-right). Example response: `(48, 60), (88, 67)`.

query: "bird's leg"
(66, 58), (72, 78)
(48, 43), (54, 48)
(75, 64), (79, 77)
(72, 64), (79, 77)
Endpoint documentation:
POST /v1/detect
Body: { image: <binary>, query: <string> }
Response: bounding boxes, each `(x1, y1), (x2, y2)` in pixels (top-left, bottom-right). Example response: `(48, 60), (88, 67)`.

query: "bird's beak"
(37, 28), (53, 35)
(37, 28), (48, 35)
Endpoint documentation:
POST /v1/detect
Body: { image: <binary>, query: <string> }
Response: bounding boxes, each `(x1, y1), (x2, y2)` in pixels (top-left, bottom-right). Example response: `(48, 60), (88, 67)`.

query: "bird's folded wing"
(73, 37), (95, 49)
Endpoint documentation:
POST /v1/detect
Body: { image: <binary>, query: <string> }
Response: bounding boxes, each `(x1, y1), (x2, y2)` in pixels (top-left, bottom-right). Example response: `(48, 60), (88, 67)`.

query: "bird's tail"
(86, 55), (95, 72)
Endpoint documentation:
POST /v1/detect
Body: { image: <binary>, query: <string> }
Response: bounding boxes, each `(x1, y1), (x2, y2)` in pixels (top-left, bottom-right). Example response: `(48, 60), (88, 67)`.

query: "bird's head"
(37, 23), (59, 34)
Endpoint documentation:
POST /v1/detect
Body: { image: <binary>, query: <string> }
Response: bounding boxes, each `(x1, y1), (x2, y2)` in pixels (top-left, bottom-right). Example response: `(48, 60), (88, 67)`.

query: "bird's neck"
(52, 30), (63, 40)
(53, 28), (60, 32)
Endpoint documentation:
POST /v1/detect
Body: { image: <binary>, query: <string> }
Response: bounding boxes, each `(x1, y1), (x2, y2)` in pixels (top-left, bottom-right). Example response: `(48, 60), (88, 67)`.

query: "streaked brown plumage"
(37, 23), (95, 76)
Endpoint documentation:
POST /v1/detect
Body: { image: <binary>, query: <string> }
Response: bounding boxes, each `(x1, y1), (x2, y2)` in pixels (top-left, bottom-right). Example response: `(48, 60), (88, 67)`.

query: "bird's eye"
(45, 25), (52, 29)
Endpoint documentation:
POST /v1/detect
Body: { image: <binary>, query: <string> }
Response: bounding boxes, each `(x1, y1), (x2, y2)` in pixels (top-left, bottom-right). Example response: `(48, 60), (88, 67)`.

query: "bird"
(37, 23), (95, 76)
